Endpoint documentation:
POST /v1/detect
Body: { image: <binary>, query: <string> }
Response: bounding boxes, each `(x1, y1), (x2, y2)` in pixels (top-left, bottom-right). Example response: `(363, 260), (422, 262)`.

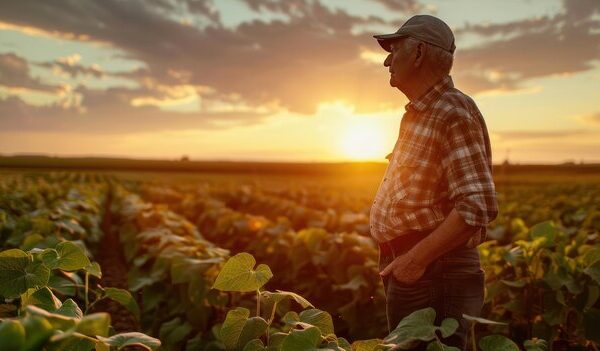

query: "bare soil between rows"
(91, 188), (141, 334)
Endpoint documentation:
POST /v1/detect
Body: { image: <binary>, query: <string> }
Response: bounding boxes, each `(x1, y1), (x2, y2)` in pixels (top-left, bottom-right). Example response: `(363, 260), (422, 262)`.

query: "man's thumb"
(380, 263), (391, 276)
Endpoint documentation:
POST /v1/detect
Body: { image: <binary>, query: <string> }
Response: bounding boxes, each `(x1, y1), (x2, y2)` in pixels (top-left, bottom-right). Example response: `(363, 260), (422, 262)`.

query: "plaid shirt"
(369, 75), (498, 247)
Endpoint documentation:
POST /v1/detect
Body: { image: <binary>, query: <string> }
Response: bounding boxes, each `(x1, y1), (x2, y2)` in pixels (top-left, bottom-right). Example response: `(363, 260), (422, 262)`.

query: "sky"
(0, 0), (599, 164)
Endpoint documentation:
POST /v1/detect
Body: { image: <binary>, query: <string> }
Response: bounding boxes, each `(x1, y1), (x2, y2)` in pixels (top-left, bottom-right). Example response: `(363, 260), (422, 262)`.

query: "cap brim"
(373, 33), (409, 52)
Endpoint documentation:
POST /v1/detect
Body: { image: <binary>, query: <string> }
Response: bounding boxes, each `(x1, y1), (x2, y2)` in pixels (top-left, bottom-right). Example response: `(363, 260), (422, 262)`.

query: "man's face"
(383, 39), (413, 89)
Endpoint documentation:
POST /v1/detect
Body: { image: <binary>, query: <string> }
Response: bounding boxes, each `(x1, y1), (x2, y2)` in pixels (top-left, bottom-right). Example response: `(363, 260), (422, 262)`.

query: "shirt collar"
(404, 75), (454, 113)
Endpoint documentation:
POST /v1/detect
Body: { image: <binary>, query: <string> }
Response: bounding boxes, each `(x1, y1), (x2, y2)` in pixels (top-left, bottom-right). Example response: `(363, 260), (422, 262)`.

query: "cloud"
(576, 111), (600, 125)
(0, 0), (402, 117)
(454, 0), (600, 95)
(0, 52), (60, 93)
(0, 87), (271, 134)
(0, 0), (598, 135)
(371, 0), (429, 14)
(35, 54), (104, 79)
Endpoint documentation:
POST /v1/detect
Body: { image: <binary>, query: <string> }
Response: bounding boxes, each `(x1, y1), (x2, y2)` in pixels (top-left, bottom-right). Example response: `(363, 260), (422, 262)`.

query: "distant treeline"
(0, 155), (599, 176)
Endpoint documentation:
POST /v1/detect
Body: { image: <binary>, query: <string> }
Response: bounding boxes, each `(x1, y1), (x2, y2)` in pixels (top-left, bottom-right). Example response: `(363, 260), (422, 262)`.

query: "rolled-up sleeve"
(440, 108), (498, 228)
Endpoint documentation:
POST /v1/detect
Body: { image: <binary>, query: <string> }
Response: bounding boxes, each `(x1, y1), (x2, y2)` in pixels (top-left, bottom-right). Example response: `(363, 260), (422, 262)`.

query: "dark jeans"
(378, 243), (484, 350)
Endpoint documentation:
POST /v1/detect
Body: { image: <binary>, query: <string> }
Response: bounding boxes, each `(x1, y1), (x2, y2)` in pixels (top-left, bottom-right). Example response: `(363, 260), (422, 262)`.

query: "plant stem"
(256, 289), (261, 317)
(86, 300), (98, 314)
(266, 301), (279, 346)
(268, 302), (279, 324)
(84, 272), (89, 310)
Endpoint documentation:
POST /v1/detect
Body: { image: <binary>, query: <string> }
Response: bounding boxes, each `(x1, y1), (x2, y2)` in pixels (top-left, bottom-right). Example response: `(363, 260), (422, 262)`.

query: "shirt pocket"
(386, 157), (418, 205)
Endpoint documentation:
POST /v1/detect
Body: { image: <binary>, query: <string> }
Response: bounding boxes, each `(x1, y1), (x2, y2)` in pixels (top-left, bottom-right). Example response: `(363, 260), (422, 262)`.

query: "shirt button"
(384, 177), (387, 182)
(373, 200), (377, 204)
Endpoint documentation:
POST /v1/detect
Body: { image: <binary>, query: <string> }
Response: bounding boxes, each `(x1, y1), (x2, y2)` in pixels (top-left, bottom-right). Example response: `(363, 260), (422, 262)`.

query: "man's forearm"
(410, 208), (481, 267)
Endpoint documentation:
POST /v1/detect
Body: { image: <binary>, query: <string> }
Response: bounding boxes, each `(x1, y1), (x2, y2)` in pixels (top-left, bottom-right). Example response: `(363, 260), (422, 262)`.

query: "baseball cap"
(373, 15), (456, 54)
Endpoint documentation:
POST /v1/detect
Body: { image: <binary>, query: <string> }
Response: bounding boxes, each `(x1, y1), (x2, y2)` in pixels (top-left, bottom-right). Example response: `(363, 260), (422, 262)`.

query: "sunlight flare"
(340, 120), (386, 160)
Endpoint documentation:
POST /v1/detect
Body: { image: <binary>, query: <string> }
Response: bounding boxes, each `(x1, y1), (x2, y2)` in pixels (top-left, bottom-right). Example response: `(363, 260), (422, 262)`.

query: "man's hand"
(379, 250), (427, 285)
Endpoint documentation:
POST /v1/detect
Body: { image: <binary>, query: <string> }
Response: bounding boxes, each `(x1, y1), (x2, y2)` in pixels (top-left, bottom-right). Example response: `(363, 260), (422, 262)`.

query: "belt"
(378, 229), (430, 257)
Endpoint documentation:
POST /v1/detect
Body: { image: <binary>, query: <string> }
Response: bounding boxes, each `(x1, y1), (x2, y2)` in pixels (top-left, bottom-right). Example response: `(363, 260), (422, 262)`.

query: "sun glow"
(340, 121), (386, 160)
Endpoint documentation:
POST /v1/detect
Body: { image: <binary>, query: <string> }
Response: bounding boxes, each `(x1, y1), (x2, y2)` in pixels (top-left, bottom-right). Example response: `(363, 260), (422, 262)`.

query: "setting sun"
(341, 121), (386, 160)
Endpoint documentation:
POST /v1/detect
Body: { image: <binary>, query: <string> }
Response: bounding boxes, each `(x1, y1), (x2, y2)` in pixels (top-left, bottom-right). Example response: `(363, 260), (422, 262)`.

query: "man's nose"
(383, 54), (391, 67)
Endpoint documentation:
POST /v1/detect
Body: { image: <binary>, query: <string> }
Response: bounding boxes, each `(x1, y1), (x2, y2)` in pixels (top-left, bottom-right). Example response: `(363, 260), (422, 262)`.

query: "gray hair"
(404, 37), (454, 76)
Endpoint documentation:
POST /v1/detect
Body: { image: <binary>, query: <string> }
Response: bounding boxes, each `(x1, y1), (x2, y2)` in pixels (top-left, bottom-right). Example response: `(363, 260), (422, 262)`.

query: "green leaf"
(298, 309), (334, 336)
(337, 337), (352, 351)
(439, 318), (459, 338)
(76, 313), (110, 337)
(238, 317), (268, 349)
(583, 248), (600, 266)
(129, 275), (159, 292)
(242, 339), (266, 351)
(97, 332), (161, 350)
(162, 322), (192, 347)
(479, 335), (520, 351)
(336, 275), (368, 291)
(0, 249), (49, 298)
(384, 307), (437, 348)
(21, 287), (62, 312)
(41, 249), (60, 270)
(56, 219), (86, 235)
(351, 339), (384, 351)
(217, 310), (268, 350)
(46, 335), (96, 351)
(48, 274), (78, 295)
(84, 262), (102, 278)
(104, 287), (140, 320)
(171, 257), (221, 284)
(219, 307), (251, 350)
(159, 317), (188, 347)
(20, 234), (45, 251)
(212, 253), (273, 292)
(282, 311), (300, 327)
(584, 260), (600, 285)
(530, 221), (558, 243)
(21, 315), (54, 351)
(186, 333), (204, 351)
(261, 290), (314, 309)
(42, 241), (91, 271)
(281, 326), (322, 351)
(426, 341), (460, 351)
(426, 341), (444, 351)
(462, 314), (507, 326)
(585, 286), (600, 310)
(523, 338), (548, 351)
(0, 320), (26, 351)
(24, 305), (77, 331)
(55, 298), (83, 319)
(269, 332), (288, 348)
(500, 279), (526, 288)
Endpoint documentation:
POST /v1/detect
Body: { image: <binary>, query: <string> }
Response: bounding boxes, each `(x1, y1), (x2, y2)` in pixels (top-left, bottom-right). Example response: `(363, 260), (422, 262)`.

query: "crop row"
(135, 182), (600, 348)
(0, 178), (159, 350)
(137, 184), (386, 340)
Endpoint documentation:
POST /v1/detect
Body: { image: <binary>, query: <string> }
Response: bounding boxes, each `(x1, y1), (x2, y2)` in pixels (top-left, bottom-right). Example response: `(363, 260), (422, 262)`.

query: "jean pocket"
(441, 270), (485, 326)
(387, 276), (435, 310)
(443, 269), (485, 296)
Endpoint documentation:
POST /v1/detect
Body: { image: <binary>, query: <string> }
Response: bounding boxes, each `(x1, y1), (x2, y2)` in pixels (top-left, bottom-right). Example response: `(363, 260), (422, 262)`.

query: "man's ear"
(414, 42), (426, 68)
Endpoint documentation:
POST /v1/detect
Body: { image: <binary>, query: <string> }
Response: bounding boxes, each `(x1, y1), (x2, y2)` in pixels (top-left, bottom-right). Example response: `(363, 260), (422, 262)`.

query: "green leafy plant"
(0, 242), (159, 350)
(211, 252), (467, 351)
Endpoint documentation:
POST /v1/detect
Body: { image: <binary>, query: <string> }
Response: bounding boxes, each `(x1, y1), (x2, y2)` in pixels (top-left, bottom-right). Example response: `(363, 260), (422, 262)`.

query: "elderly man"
(370, 15), (498, 350)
